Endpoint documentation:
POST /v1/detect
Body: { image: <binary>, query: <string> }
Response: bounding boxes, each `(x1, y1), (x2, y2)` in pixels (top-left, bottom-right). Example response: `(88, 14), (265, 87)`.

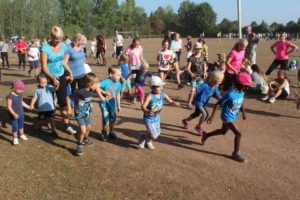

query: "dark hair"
(198, 37), (206, 44)
(130, 37), (140, 49)
(161, 40), (169, 46)
(108, 65), (121, 74)
(83, 72), (97, 88)
(171, 33), (176, 40)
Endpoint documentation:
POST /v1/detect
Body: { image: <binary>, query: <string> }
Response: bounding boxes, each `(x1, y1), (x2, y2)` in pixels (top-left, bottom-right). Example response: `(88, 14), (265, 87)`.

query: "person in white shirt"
(27, 38), (40, 77)
(0, 36), (10, 68)
(113, 31), (124, 61)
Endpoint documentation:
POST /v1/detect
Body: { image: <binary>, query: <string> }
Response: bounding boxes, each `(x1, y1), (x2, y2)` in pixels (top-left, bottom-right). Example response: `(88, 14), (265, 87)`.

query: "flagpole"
(237, 0), (242, 39)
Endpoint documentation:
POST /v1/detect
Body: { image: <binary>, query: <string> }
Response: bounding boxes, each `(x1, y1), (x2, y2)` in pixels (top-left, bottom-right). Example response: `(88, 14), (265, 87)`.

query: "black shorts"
(38, 111), (55, 121)
(158, 69), (169, 74)
(279, 88), (289, 98)
(116, 46), (123, 57)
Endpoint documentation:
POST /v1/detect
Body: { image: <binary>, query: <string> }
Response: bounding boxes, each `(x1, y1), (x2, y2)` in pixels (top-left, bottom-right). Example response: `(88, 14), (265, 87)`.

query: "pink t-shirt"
(125, 46), (143, 67)
(226, 49), (245, 74)
(273, 41), (291, 60)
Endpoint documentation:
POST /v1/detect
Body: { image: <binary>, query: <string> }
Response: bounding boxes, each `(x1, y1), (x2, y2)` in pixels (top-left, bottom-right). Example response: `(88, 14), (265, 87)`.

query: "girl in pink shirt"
(265, 32), (297, 76)
(125, 37), (144, 73)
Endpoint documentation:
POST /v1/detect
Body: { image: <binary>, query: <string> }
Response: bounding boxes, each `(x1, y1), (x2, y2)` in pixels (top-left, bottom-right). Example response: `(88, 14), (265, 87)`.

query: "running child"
(99, 66), (122, 141)
(119, 54), (132, 100)
(201, 72), (252, 163)
(182, 71), (224, 135)
(138, 76), (180, 150)
(6, 80), (31, 145)
(30, 74), (57, 136)
(27, 38), (40, 77)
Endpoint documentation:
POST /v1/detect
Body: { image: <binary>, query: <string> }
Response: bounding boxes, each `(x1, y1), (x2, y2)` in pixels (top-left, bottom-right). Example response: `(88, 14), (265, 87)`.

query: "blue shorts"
(29, 60), (39, 68)
(145, 121), (161, 139)
(100, 105), (117, 125)
(191, 79), (204, 88)
(11, 114), (24, 133)
(76, 115), (91, 126)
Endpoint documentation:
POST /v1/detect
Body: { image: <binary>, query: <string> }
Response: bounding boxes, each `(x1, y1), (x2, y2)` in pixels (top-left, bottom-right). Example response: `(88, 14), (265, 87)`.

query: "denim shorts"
(100, 105), (117, 125)
(76, 115), (91, 126)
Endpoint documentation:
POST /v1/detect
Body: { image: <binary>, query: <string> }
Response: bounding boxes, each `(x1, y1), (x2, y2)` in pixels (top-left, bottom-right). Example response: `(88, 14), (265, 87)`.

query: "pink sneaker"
(182, 119), (190, 130)
(195, 125), (206, 136)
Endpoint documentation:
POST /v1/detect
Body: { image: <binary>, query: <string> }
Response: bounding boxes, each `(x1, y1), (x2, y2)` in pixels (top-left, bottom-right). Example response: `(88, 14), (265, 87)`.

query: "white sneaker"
(146, 140), (155, 150)
(268, 97), (276, 104)
(261, 95), (269, 101)
(138, 133), (146, 149)
(20, 134), (28, 140)
(66, 126), (77, 135)
(13, 138), (19, 145)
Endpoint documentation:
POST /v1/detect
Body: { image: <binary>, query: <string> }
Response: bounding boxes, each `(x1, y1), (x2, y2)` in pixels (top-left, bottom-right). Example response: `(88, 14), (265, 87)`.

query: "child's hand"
(148, 110), (155, 116)
(14, 114), (19, 119)
(206, 116), (213, 124)
(172, 101), (180, 107)
(117, 105), (121, 112)
(29, 105), (34, 110)
(242, 114), (246, 120)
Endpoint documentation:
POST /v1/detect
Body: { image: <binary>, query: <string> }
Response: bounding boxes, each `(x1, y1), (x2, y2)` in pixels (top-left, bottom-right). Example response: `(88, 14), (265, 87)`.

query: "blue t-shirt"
(71, 88), (94, 118)
(99, 78), (122, 108)
(192, 82), (221, 108)
(143, 92), (165, 124)
(6, 92), (23, 117)
(66, 45), (85, 78)
(34, 85), (55, 112)
(41, 42), (67, 77)
(133, 70), (152, 86)
(219, 88), (245, 123)
(120, 63), (130, 78)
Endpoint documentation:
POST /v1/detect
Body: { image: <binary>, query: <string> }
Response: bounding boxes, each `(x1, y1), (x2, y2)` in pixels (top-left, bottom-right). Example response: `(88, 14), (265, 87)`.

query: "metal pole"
(237, 0), (242, 39)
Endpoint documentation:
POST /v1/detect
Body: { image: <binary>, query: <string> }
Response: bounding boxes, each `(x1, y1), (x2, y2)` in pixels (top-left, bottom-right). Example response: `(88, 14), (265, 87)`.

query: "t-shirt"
(219, 88), (244, 123)
(192, 83), (221, 108)
(34, 85), (55, 112)
(251, 72), (267, 93)
(41, 42), (68, 77)
(99, 78), (122, 108)
(71, 88), (94, 118)
(6, 92), (23, 117)
(273, 41), (291, 60)
(113, 34), (123, 47)
(170, 40), (180, 52)
(120, 63), (130, 78)
(188, 54), (206, 80)
(66, 45), (85, 78)
(143, 92), (165, 124)
(226, 49), (245, 74)
(133, 70), (152, 86)
(186, 41), (192, 52)
(157, 50), (176, 71)
(27, 45), (40, 61)
(0, 42), (9, 52)
(16, 41), (28, 54)
(125, 46), (143, 67)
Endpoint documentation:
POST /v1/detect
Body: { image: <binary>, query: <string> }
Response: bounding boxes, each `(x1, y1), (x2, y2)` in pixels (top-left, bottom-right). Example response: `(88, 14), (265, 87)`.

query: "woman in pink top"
(265, 32), (297, 76)
(125, 37), (144, 74)
(222, 39), (248, 92)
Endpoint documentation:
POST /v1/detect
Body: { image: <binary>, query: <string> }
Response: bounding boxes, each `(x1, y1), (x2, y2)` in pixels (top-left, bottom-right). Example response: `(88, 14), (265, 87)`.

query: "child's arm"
(22, 101), (31, 110)
(164, 93), (180, 107)
(141, 95), (155, 116)
(117, 91), (121, 112)
(30, 97), (37, 110)
(240, 104), (246, 120)
(187, 61), (194, 77)
(207, 101), (220, 124)
(203, 61), (208, 79)
(7, 99), (19, 119)
(93, 84), (106, 101)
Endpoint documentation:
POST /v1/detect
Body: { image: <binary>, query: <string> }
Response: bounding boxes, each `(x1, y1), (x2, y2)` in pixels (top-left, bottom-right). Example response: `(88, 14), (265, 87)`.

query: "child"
(261, 70), (289, 103)
(186, 42), (208, 109)
(182, 71), (224, 135)
(201, 72), (252, 162)
(240, 58), (252, 75)
(217, 60), (226, 73)
(27, 38), (40, 77)
(99, 66), (122, 141)
(71, 72), (99, 156)
(30, 74), (57, 136)
(119, 54), (132, 100)
(131, 60), (152, 104)
(185, 35), (193, 59)
(250, 64), (268, 95)
(6, 80), (31, 145)
(139, 76), (180, 150)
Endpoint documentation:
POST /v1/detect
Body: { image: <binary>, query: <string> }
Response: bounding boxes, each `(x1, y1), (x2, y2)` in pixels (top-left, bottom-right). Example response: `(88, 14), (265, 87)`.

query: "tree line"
(0, 0), (299, 39)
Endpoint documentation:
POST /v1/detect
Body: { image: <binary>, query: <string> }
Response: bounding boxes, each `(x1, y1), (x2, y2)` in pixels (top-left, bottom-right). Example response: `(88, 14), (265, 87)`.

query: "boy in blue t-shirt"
(119, 54), (132, 99)
(98, 66), (122, 141)
(202, 72), (252, 163)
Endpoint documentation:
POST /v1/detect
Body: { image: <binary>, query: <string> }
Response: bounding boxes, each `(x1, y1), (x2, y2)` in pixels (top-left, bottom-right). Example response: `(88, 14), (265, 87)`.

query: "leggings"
(190, 106), (209, 121)
(266, 59), (288, 75)
(135, 85), (145, 101)
(71, 77), (84, 93)
(1, 52), (9, 67)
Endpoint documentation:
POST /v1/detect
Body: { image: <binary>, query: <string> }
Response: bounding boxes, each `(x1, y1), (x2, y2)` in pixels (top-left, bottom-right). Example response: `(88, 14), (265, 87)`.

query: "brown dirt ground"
(0, 38), (299, 200)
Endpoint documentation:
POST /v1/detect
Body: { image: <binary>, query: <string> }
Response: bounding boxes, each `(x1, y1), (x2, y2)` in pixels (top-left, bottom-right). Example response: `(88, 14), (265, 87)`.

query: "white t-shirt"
(157, 50), (176, 71)
(27, 46), (40, 61)
(113, 34), (123, 47)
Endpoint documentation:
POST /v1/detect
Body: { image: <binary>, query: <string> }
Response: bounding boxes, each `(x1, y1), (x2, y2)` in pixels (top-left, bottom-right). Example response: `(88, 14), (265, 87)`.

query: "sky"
(118, 0), (299, 25)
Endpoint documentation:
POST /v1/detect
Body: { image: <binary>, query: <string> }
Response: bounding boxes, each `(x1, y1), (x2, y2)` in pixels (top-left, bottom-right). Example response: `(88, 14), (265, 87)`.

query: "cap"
(193, 42), (203, 49)
(150, 76), (165, 87)
(11, 79), (25, 90)
(236, 72), (252, 86)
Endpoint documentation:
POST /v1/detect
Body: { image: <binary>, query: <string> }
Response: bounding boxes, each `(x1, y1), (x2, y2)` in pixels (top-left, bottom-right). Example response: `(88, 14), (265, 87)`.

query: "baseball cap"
(236, 72), (252, 86)
(150, 76), (165, 87)
(11, 79), (25, 90)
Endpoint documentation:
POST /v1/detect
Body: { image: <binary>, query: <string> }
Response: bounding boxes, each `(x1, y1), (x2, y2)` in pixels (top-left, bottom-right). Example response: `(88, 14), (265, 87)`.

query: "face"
(152, 86), (162, 94)
(51, 38), (62, 46)
(279, 34), (286, 40)
(110, 69), (121, 82)
(13, 88), (24, 94)
(277, 72), (285, 79)
(39, 77), (48, 88)
(133, 40), (140, 48)
(162, 42), (169, 50)
(238, 43), (247, 50)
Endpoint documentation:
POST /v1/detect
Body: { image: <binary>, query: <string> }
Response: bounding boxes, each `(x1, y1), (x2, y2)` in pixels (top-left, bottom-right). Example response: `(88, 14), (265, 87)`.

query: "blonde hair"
(209, 70), (224, 83)
(50, 26), (64, 39)
(141, 60), (149, 70)
(83, 72), (98, 88)
(233, 39), (248, 50)
(108, 65), (121, 74)
(118, 54), (127, 63)
(72, 33), (83, 45)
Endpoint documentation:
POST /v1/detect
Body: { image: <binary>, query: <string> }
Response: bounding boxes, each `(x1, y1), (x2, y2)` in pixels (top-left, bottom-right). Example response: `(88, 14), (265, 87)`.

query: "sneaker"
(268, 97), (276, 104)
(182, 119), (190, 130)
(231, 152), (246, 163)
(146, 140), (155, 150)
(261, 95), (269, 101)
(20, 134), (28, 140)
(13, 138), (19, 145)
(178, 84), (184, 89)
(66, 126), (77, 135)
(99, 132), (108, 142)
(138, 133), (146, 149)
(83, 137), (93, 146)
(76, 144), (84, 156)
(108, 132), (117, 141)
(195, 125), (205, 136)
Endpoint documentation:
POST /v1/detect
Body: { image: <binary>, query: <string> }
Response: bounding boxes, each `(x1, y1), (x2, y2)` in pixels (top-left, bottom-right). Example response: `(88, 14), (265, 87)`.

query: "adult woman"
(265, 32), (297, 76)
(64, 33), (86, 92)
(41, 26), (76, 135)
(96, 35), (106, 66)
(0, 36), (10, 68)
(222, 39), (248, 92)
(125, 37), (144, 73)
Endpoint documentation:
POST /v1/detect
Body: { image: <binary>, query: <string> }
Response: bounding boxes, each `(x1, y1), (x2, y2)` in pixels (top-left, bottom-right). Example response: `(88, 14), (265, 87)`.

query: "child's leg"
(78, 125), (87, 144)
(17, 114), (25, 136)
(126, 79), (132, 96)
(159, 72), (165, 81)
(136, 86), (145, 103)
(11, 118), (19, 138)
(85, 124), (91, 138)
(49, 117), (56, 132)
(196, 106), (209, 127)
(184, 106), (201, 122)
(202, 122), (230, 144)
(187, 85), (196, 106)
(226, 122), (242, 154)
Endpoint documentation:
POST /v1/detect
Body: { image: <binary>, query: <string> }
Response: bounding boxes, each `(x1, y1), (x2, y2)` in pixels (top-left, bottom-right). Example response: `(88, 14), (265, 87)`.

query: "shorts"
(145, 121), (161, 139)
(11, 114), (24, 133)
(158, 69), (169, 74)
(116, 46), (123, 57)
(76, 115), (91, 126)
(191, 79), (204, 88)
(279, 88), (289, 98)
(29, 60), (39, 69)
(122, 79), (132, 92)
(100, 104), (117, 125)
(96, 48), (106, 57)
(38, 110), (55, 121)
(190, 106), (209, 121)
